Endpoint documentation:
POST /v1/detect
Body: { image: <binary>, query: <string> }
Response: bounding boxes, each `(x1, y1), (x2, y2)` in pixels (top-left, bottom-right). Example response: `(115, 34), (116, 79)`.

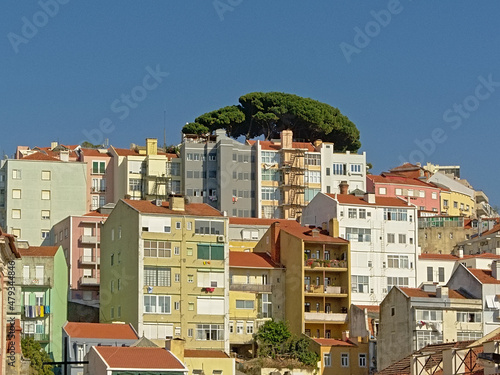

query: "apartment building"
(418, 215), (474, 254)
(302, 190), (418, 305)
(79, 148), (114, 211)
(110, 138), (182, 202)
(9, 244), (68, 363)
(427, 172), (476, 218)
(181, 129), (256, 217)
(100, 195), (230, 352)
(0, 154), (87, 246)
(377, 284), (482, 370)
(455, 223), (500, 255)
(228, 251), (285, 355)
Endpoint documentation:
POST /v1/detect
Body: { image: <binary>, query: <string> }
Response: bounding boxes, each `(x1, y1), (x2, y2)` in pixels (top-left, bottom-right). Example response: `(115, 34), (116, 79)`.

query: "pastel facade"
(0, 156), (87, 246)
(10, 245), (68, 363)
(100, 196), (230, 352)
(428, 172), (476, 217)
(79, 148), (115, 211)
(418, 215), (473, 254)
(302, 192), (418, 305)
(183, 349), (235, 375)
(377, 284), (482, 371)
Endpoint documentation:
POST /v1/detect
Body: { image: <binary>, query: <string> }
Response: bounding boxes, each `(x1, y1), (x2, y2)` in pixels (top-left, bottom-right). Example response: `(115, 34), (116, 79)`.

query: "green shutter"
(211, 245), (224, 260)
(197, 244), (210, 260)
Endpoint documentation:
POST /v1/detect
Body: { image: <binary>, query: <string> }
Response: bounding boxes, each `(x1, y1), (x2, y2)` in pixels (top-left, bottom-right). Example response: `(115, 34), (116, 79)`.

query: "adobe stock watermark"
(399, 74), (500, 166)
(81, 65), (169, 145)
(7, 0), (70, 54)
(339, 0), (408, 64)
(213, 0), (242, 21)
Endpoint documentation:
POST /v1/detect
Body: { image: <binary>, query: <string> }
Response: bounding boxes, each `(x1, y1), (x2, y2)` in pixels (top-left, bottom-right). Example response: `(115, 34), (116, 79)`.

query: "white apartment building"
(302, 191), (418, 305)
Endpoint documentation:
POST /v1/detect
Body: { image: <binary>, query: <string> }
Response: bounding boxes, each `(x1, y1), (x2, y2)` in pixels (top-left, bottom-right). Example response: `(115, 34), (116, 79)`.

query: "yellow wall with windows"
(441, 191), (475, 217)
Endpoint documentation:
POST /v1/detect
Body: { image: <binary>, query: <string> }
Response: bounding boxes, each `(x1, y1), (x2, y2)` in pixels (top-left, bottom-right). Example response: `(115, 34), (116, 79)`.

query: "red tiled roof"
(229, 251), (279, 268)
(80, 148), (111, 157)
(367, 174), (437, 188)
(390, 163), (420, 171)
(64, 322), (138, 340)
(18, 246), (59, 257)
(468, 269), (500, 285)
(399, 287), (467, 299)
(312, 338), (356, 347)
(123, 199), (223, 217)
(247, 140), (316, 152)
(481, 223), (500, 237)
(326, 193), (410, 208)
(281, 225), (348, 244)
(83, 211), (109, 217)
(94, 346), (186, 370)
(21, 152), (61, 162)
(229, 217), (300, 227)
(111, 147), (173, 157)
(184, 349), (229, 358)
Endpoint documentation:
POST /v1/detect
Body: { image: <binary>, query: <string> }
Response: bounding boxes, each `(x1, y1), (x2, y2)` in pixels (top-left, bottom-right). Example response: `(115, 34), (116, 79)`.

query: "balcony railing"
(79, 276), (98, 286)
(304, 312), (348, 323)
(304, 285), (347, 295)
(79, 255), (100, 266)
(22, 333), (50, 342)
(91, 187), (106, 193)
(21, 277), (51, 287)
(304, 259), (347, 269)
(229, 283), (272, 293)
(80, 235), (99, 244)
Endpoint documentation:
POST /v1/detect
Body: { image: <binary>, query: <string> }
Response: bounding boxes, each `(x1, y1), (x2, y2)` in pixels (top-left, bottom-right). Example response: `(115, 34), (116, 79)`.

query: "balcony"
(21, 277), (51, 287)
(304, 259), (347, 271)
(304, 312), (348, 324)
(79, 255), (100, 266)
(229, 283), (272, 293)
(22, 333), (49, 342)
(90, 187), (106, 193)
(80, 235), (99, 244)
(22, 305), (50, 318)
(79, 276), (98, 286)
(304, 285), (347, 296)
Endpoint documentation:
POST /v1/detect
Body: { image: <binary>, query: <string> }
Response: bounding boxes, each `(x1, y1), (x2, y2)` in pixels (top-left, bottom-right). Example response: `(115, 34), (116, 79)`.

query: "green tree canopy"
(182, 92), (361, 151)
(21, 337), (54, 375)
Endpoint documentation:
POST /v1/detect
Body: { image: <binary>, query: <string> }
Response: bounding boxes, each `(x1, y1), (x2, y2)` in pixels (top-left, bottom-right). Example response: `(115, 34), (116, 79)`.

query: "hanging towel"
(45, 305), (50, 314)
(40, 305), (44, 317)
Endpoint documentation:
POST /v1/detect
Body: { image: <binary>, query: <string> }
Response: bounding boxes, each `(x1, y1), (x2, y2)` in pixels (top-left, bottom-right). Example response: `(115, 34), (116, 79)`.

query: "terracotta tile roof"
(464, 253), (500, 259)
(83, 211), (109, 217)
(399, 287), (467, 299)
(123, 199), (223, 217)
(63, 322), (138, 340)
(390, 163), (421, 171)
(229, 217), (300, 227)
(367, 174), (437, 188)
(18, 246), (59, 257)
(21, 152), (61, 162)
(184, 349), (229, 358)
(80, 148), (111, 157)
(280, 225), (348, 244)
(247, 140), (316, 152)
(94, 346), (186, 370)
(229, 251), (279, 268)
(312, 338), (356, 347)
(111, 147), (172, 157)
(480, 223), (500, 237)
(468, 269), (500, 285)
(326, 193), (410, 208)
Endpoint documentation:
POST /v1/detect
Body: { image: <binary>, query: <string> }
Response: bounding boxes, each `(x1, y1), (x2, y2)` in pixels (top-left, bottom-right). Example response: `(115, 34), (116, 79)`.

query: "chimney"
(436, 286), (449, 298)
(165, 338), (185, 362)
(339, 181), (349, 195)
(270, 222), (281, 264)
(342, 331), (350, 342)
(457, 247), (464, 259)
(169, 194), (185, 211)
(50, 141), (58, 150)
(364, 193), (376, 204)
(280, 130), (293, 149)
(312, 228), (320, 237)
(59, 150), (69, 162)
(492, 261), (500, 280)
(146, 138), (158, 156)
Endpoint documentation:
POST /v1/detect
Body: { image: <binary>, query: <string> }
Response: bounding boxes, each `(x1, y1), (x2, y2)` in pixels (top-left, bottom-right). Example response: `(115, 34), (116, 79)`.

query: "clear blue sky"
(1, 1), (499, 207)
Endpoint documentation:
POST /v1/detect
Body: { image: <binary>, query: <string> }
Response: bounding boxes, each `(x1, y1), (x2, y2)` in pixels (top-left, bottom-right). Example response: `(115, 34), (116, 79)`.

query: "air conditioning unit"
(217, 235), (224, 243)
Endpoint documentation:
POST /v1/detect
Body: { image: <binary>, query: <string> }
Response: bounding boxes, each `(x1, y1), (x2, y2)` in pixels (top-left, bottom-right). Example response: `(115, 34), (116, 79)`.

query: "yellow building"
(440, 189), (476, 217)
(228, 251), (285, 356)
(253, 221), (351, 339)
(100, 194), (230, 352)
(309, 335), (370, 375)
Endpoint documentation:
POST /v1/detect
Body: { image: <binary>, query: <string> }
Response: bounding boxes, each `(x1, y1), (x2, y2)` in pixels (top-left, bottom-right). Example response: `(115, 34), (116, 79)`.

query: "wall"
(184, 356), (234, 375)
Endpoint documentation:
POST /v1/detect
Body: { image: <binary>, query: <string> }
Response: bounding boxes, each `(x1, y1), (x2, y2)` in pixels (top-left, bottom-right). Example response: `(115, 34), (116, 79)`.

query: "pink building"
(79, 148), (115, 211)
(52, 212), (108, 310)
(367, 173), (441, 213)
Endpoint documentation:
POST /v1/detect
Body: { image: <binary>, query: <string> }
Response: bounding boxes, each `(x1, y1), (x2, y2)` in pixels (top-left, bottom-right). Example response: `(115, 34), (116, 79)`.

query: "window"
(208, 153), (217, 161)
(326, 167), (330, 176)
(340, 353), (349, 367)
(416, 330), (443, 350)
(196, 324), (224, 341)
(387, 255), (409, 268)
(144, 295), (171, 314)
(129, 178), (141, 191)
(427, 267), (433, 282)
(416, 309), (443, 322)
(261, 151), (280, 164)
(12, 209), (21, 219)
(443, 199), (449, 207)
(432, 192), (437, 199)
(261, 169), (280, 181)
(174, 301), (180, 310)
(246, 321), (254, 334)
(457, 312), (482, 323)
(41, 190), (50, 200)
(236, 322), (244, 334)
(438, 267), (445, 283)
(387, 233), (395, 244)
(398, 234), (406, 244)
(174, 246), (180, 256)
(261, 187), (280, 201)
(305, 171), (320, 184)
(359, 209), (366, 219)
(395, 188), (402, 195)
(323, 353), (331, 367)
(359, 354), (367, 368)
(194, 220), (224, 235)
(305, 153), (321, 166)
(188, 302), (194, 310)
(197, 244), (224, 260)
(457, 332), (483, 340)
(41, 170), (51, 180)
(236, 300), (254, 309)
(144, 241), (172, 258)
(379, 187), (387, 195)
(164, 224), (171, 233)
(144, 267), (171, 286)
(419, 190), (425, 198)
(384, 208), (407, 221)
(92, 161), (105, 174)
(41, 231), (50, 239)
(12, 169), (21, 179)
(387, 277), (409, 291)
(188, 275), (194, 283)
(348, 208), (357, 219)
(332, 163), (345, 175)
(352, 275), (369, 293)
(346, 228), (371, 242)
(12, 189), (21, 199)
(453, 201), (458, 209)
(351, 164), (362, 173)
